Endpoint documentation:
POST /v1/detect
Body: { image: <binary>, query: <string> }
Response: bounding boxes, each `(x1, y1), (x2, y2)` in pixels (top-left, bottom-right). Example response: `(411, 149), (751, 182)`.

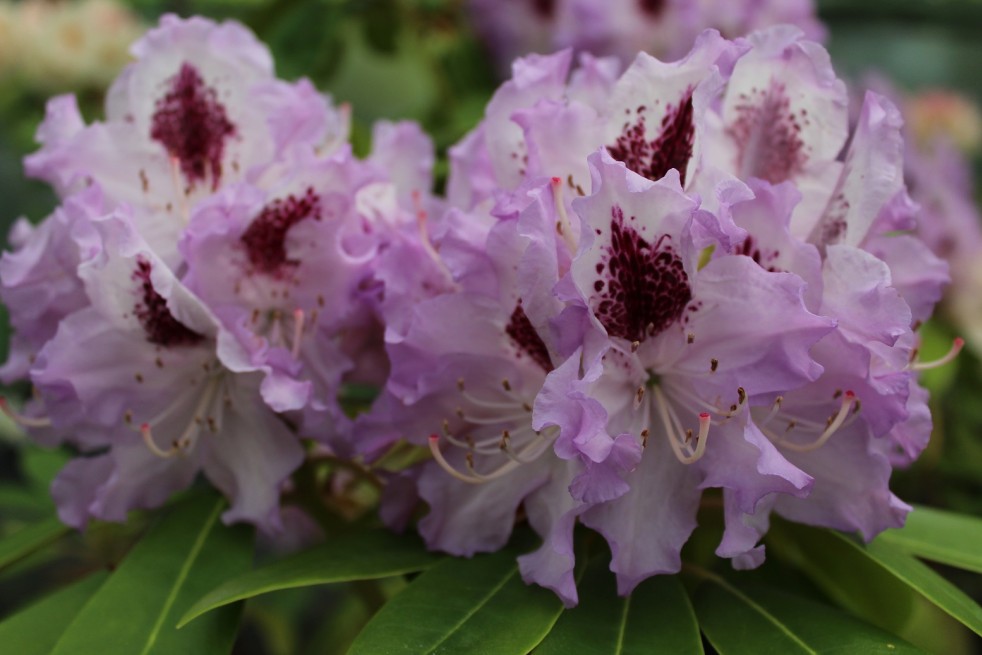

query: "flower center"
(592, 206), (691, 343)
(505, 304), (554, 373)
(241, 187), (321, 277)
(529, 0), (555, 19)
(150, 62), (236, 191)
(738, 235), (782, 272)
(637, 0), (666, 17)
(607, 93), (695, 185)
(637, 379), (747, 465)
(728, 82), (807, 184)
(132, 257), (205, 347)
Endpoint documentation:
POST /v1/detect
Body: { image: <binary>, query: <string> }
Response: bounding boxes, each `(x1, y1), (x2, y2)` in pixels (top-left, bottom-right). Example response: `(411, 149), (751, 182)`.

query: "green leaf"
(20, 445), (70, 490)
(50, 493), (254, 655)
(348, 547), (563, 655)
(180, 528), (441, 627)
(0, 573), (107, 654)
(771, 521), (982, 638)
(535, 558), (701, 655)
(876, 505), (982, 574)
(860, 538), (982, 637)
(767, 520), (916, 635)
(692, 575), (924, 654)
(0, 516), (70, 573)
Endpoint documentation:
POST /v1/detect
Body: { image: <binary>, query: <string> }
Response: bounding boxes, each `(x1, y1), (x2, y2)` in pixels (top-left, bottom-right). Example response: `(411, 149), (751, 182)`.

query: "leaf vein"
(138, 498), (224, 655)
(614, 594), (631, 655)
(424, 564), (519, 655)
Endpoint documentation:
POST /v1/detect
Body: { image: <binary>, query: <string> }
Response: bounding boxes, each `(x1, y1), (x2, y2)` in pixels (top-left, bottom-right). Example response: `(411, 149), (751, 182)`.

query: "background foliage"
(1, 1), (981, 653)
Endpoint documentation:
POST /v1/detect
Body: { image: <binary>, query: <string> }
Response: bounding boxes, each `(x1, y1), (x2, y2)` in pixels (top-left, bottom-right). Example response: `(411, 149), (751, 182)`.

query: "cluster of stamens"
(757, 390), (859, 453)
(250, 306), (312, 360)
(427, 377), (555, 484)
(134, 370), (226, 459)
(637, 375), (748, 465)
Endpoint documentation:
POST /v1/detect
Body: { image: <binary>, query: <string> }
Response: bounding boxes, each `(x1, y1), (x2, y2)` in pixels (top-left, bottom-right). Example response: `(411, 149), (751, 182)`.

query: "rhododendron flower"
(0, 14), (432, 532)
(26, 14), (347, 264)
(32, 209), (305, 531)
(372, 26), (952, 604)
(468, 0), (824, 74)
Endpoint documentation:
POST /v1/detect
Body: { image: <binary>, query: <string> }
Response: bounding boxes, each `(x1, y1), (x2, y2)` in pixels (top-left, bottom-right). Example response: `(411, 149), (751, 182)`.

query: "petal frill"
(863, 233), (949, 325)
(696, 412), (812, 513)
(88, 440), (199, 524)
(808, 92), (905, 247)
(534, 348), (613, 464)
(772, 419), (910, 541)
(484, 50), (573, 190)
(580, 433), (701, 595)
(670, 255), (833, 399)
(715, 490), (777, 570)
(518, 458), (586, 607)
(417, 454), (551, 557)
(50, 456), (114, 529)
(200, 375), (306, 532)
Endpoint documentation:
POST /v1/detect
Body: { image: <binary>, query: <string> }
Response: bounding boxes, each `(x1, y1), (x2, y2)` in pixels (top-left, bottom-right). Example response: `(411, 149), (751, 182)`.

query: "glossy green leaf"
(50, 493), (254, 655)
(348, 547), (563, 655)
(0, 516), (69, 573)
(693, 576), (923, 654)
(180, 529), (441, 627)
(876, 505), (982, 574)
(860, 538), (982, 637)
(535, 558), (701, 655)
(771, 521), (982, 638)
(767, 520), (916, 635)
(0, 572), (107, 654)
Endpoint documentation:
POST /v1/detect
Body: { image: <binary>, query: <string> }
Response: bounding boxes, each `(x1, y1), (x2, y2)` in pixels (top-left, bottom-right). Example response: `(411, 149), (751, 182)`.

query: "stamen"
(551, 177), (579, 254)
(169, 156), (191, 222)
(911, 337), (964, 371)
(0, 397), (51, 428)
(291, 308), (305, 360)
(760, 396), (783, 426)
(413, 190), (457, 286)
(653, 387), (711, 464)
(774, 391), (856, 452)
(138, 376), (221, 458)
(428, 434), (521, 484)
(140, 423), (180, 458)
(455, 411), (531, 426)
(456, 386), (527, 412)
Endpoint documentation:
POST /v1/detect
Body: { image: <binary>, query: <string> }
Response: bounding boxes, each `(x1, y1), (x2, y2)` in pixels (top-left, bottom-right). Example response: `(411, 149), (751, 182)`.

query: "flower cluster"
(468, 0), (824, 74)
(1, 17), (953, 605)
(0, 14), (440, 533)
(364, 27), (952, 605)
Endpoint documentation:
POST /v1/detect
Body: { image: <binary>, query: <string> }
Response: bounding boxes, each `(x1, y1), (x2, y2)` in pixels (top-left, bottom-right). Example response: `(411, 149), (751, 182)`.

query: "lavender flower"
(0, 15), (428, 532)
(468, 0), (824, 75)
(378, 27), (953, 602)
